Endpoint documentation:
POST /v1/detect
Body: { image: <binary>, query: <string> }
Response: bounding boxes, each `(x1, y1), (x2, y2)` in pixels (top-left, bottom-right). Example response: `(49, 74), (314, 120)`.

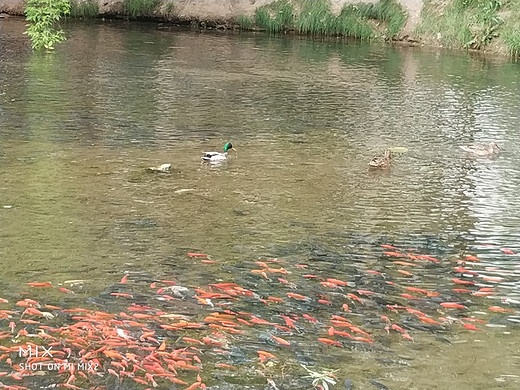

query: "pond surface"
(1, 17), (520, 390)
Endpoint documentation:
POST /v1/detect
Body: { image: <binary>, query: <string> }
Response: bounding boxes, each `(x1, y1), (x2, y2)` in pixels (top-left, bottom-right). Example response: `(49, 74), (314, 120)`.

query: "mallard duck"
(201, 142), (236, 163)
(459, 142), (500, 156)
(147, 163), (171, 173)
(368, 149), (391, 169)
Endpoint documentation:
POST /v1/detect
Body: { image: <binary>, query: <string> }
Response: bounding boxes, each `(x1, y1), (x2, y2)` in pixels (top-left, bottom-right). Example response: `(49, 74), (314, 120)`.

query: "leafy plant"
(301, 364), (338, 390)
(25, 0), (71, 51)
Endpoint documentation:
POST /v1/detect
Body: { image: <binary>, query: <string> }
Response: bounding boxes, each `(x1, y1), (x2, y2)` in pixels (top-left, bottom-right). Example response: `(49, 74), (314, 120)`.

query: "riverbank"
(1, 0), (519, 56)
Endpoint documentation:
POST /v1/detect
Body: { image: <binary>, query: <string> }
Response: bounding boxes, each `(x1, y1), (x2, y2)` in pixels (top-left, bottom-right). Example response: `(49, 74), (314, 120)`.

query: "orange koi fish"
(488, 306), (515, 313)
(384, 251), (405, 257)
(416, 255), (440, 263)
(286, 293), (310, 301)
(397, 269), (413, 276)
(27, 282), (52, 288)
(257, 350), (277, 360)
(110, 293), (133, 298)
(120, 274), (128, 284)
(302, 314), (318, 323)
(400, 294), (419, 300)
(452, 278), (475, 285)
(393, 261), (417, 267)
(501, 248), (515, 255)
(187, 253), (208, 257)
(388, 324), (404, 334)
(215, 363), (236, 370)
(401, 333), (413, 341)
(326, 278), (350, 286)
(406, 287), (429, 295)
(318, 338), (342, 347)
(347, 293), (363, 303)
(465, 255), (480, 262)
(417, 316), (441, 325)
(381, 244), (397, 249)
(270, 335), (290, 346)
(462, 323), (481, 331)
(454, 266), (477, 275)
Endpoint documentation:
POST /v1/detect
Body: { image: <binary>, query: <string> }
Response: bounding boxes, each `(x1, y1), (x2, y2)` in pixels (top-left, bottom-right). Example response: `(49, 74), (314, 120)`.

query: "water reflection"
(1, 17), (520, 389)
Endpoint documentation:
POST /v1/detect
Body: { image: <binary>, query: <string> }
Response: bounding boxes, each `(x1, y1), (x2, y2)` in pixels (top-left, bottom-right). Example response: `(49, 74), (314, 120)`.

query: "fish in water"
(369, 379), (390, 390)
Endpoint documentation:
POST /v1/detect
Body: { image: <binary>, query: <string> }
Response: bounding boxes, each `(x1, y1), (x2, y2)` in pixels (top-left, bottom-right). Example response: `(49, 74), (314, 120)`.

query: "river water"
(1, 18), (520, 390)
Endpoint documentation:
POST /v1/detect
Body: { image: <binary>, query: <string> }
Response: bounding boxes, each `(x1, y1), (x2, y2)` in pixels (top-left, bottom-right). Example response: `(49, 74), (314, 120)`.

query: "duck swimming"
(459, 142), (500, 156)
(368, 149), (391, 169)
(201, 142), (236, 163)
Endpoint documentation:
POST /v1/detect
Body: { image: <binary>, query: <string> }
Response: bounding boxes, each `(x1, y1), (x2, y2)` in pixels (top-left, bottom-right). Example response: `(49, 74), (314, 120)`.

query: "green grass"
(163, 1), (175, 19)
(416, 0), (504, 49)
(356, 0), (407, 38)
(254, 0), (295, 33)
(296, 0), (335, 35)
(236, 15), (254, 29)
(69, 0), (98, 18)
(499, 0), (520, 57)
(334, 5), (374, 39)
(248, 0), (405, 40)
(124, 0), (159, 17)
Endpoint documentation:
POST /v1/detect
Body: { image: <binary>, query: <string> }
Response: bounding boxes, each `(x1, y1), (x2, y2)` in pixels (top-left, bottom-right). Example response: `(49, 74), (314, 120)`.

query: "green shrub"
(25, 0), (71, 50)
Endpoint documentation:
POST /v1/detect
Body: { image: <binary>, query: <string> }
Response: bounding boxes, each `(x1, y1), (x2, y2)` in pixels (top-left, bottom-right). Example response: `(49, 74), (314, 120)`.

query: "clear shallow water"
(1, 18), (520, 390)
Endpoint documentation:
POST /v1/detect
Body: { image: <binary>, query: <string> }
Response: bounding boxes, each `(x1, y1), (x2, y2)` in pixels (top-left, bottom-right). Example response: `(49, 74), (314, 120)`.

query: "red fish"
(286, 293), (310, 301)
(270, 335), (290, 346)
(318, 338), (342, 347)
(27, 282), (52, 288)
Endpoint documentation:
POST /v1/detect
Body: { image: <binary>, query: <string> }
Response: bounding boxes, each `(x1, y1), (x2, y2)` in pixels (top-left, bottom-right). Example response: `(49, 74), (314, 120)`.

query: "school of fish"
(0, 243), (519, 389)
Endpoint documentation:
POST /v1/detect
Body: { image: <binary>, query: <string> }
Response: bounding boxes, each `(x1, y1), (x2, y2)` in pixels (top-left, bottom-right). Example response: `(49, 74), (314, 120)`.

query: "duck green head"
(224, 142), (234, 152)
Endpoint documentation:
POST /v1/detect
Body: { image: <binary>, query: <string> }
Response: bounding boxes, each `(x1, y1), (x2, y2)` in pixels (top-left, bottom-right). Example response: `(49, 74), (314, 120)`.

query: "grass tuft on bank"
(124, 0), (159, 18)
(70, 0), (98, 18)
(254, 0), (295, 33)
(242, 0), (406, 40)
(416, 0), (520, 54)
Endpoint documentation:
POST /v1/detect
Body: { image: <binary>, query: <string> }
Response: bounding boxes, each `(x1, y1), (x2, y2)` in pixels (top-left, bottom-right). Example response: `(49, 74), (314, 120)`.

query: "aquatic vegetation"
(69, 0), (98, 18)
(123, 0), (159, 18)
(24, 0), (71, 51)
(0, 242), (519, 388)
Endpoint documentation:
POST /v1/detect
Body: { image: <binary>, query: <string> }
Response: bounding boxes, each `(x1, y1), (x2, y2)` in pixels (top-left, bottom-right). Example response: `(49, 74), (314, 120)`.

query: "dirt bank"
(0, 0), (424, 35)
